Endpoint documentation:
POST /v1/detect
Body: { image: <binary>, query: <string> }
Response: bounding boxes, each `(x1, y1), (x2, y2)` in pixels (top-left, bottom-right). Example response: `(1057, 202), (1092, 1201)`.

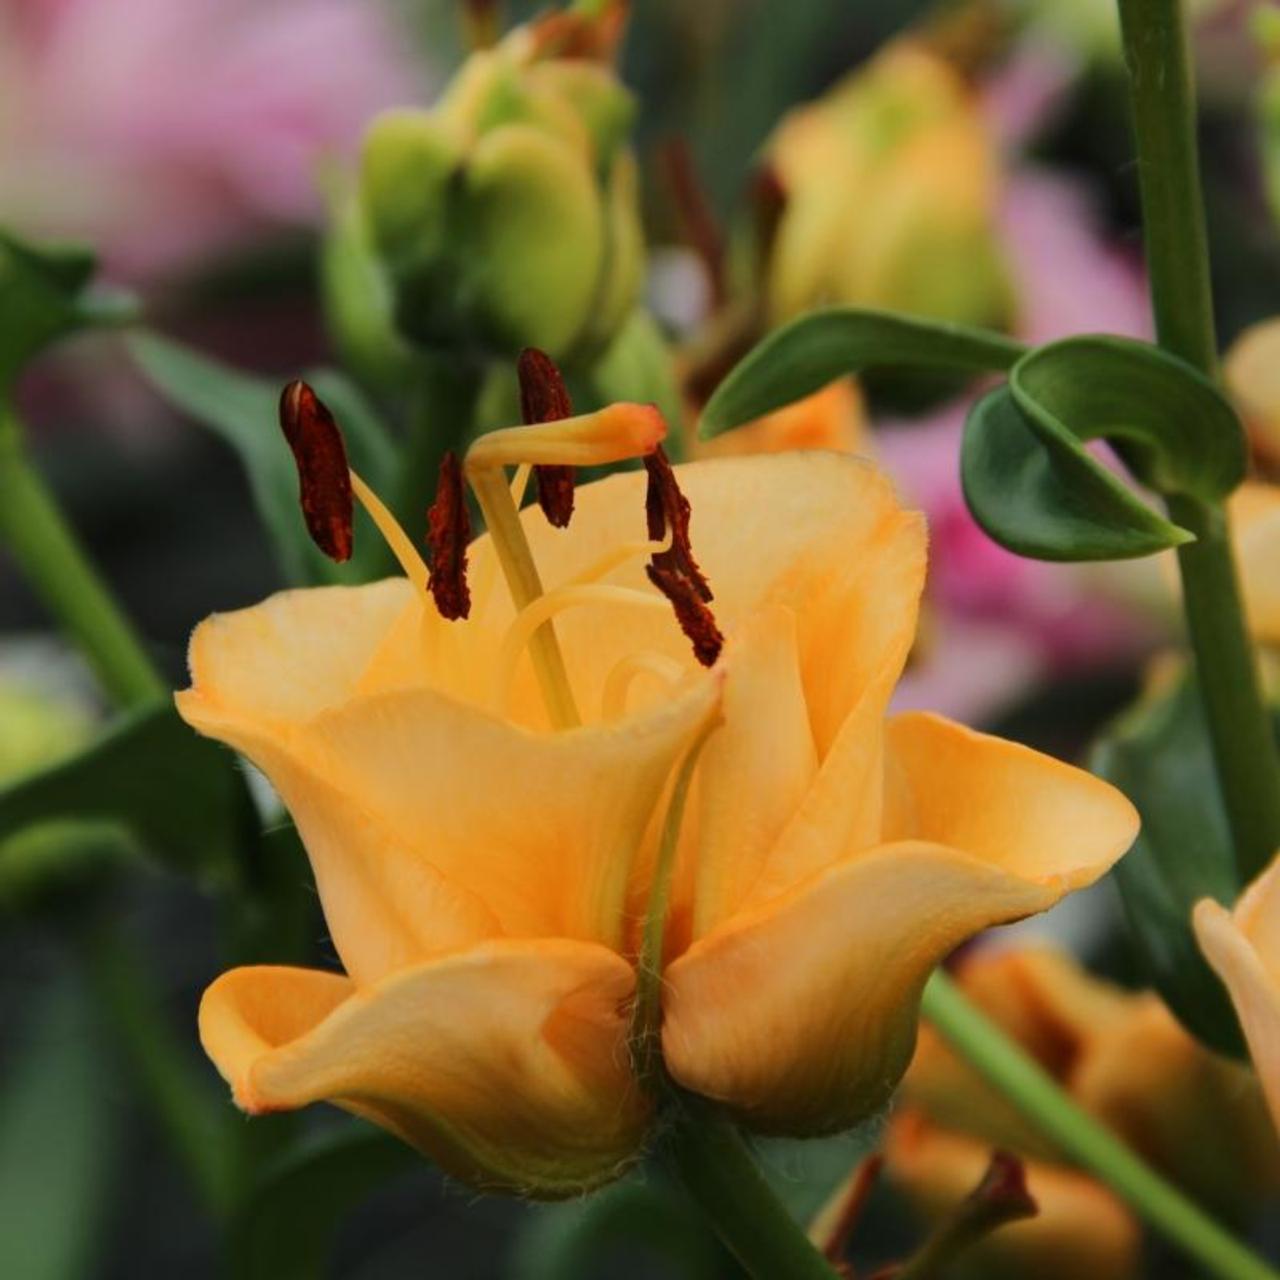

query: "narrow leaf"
(0, 702), (243, 882)
(699, 307), (1025, 438)
(128, 332), (397, 587)
(0, 972), (114, 1280)
(1092, 674), (1248, 1058)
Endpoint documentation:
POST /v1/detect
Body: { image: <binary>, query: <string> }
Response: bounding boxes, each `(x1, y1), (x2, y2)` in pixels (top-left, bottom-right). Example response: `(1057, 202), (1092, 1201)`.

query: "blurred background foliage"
(4, 0), (1280, 1276)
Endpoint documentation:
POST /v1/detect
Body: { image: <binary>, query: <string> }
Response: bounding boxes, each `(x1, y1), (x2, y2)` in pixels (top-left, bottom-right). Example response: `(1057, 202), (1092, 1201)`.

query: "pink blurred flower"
(0, 0), (424, 280)
(884, 168), (1158, 717)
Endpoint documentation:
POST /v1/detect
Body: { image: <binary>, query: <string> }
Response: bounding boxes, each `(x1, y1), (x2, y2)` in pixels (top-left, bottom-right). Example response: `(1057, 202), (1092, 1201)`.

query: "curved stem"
(1117, 0), (1280, 883)
(0, 411), (165, 708)
(922, 972), (1280, 1280)
(661, 1093), (840, 1280)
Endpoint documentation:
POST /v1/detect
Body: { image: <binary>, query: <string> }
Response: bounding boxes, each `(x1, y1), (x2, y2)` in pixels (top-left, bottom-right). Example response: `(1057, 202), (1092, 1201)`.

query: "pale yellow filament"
(349, 470), (429, 596)
(495, 584), (670, 720)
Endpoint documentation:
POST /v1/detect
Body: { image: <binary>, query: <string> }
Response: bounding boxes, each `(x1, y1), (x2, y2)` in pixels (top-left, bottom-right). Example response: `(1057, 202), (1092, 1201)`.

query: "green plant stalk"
(0, 412), (164, 708)
(395, 351), (482, 529)
(662, 1094), (840, 1280)
(1117, 0), (1280, 883)
(81, 921), (238, 1220)
(923, 972), (1279, 1280)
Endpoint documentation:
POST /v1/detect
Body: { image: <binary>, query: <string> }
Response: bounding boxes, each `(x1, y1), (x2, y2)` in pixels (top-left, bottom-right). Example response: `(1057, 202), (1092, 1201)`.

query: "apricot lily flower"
(1194, 853), (1280, 1140)
(179, 355), (1137, 1194)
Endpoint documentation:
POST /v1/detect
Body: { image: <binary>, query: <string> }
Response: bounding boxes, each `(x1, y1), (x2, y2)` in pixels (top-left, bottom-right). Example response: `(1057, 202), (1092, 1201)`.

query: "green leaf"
(1092, 673), (1248, 1057)
(513, 1176), (724, 1280)
(0, 229), (135, 392)
(961, 385), (1194, 561)
(0, 702), (243, 883)
(128, 332), (398, 587)
(230, 1123), (418, 1280)
(1010, 336), (1246, 502)
(0, 971), (114, 1280)
(698, 307), (1025, 439)
(962, 336), (1247, 562)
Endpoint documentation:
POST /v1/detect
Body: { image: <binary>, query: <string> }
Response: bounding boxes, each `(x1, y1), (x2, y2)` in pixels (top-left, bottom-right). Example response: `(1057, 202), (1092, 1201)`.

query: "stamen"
(518, 347), (576, 528)
(495, 583), (670, 717)
(646, 564), (724, 667)
(464, 383), (667, 731)
(468, 463), (582, 730)
(425, 452), (471, 620)
(348, 471), (429, 595)
(601, 650), (686, 721)
(510, 463), (533, 508)
(644, 446), (713, 602)
(279, 381), (354, 562)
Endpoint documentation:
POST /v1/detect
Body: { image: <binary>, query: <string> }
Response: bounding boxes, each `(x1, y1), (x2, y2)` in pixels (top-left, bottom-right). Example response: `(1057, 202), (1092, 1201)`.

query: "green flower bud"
(354, 10), (644, 364)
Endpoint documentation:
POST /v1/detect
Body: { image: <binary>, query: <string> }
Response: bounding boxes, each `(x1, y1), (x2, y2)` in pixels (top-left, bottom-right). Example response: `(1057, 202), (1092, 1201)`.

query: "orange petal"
(663, 842), (1079, 1134)
(180, 671), (719, 976)
(1229, 483), (1280, 648)
(470, 453), (926, 745)
(199, 940), (646, 1196)
(1194, 851), (1280, 1140)
(883, 1111), (1140, 1280)
(688, 604), (818, 940)
(663, 726), (1135, 1132)
(883, 712), (1139, 886)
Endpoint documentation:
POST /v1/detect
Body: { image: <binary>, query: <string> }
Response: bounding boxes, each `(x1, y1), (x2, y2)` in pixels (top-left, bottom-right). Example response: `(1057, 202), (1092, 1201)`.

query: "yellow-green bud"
(354, 11), (644, 363)
(766, 40), (1013, 332)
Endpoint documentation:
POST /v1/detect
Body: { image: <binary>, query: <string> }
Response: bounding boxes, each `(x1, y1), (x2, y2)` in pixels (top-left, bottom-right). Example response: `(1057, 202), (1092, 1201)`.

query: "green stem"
(1117, 0), (1280, 882)
(661, 1094), (840, 1280)
(0, 412), (164, 708)
(80, 921), (238, 1220)
(396, 351), (482, 528)
(922, 972), (1280, 1280)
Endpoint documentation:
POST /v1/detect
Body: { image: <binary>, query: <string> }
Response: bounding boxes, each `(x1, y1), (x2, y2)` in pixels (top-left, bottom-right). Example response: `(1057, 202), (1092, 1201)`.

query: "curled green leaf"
(1010, 335), (1246, 502)
(961, 384), (1193, 561)
(961, 334), (1247, 562)
(698, 307), (1025, 439)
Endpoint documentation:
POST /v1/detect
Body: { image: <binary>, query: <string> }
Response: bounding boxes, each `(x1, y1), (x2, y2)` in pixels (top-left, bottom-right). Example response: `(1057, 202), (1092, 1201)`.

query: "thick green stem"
(0, 413), (165, 708)
(1118, 0), (1280, 882)
(395, 351), (482, 528)
(922, 973), (1280, 1280)
(661, 1095), (840, 1280)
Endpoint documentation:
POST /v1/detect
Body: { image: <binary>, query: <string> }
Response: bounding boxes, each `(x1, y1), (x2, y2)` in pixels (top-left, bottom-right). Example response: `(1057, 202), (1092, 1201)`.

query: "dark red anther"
(517, 346), (576, 528)
(647, 565), (723, 667)
(644, 446), (712, 602)
(426, 451), (471, 620)
(278, 380), (354, 563)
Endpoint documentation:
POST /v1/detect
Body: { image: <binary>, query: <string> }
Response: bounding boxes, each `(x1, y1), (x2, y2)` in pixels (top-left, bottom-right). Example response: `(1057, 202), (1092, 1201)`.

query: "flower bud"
(356, 13), (643, 363)
(765, 40), (1013, 331)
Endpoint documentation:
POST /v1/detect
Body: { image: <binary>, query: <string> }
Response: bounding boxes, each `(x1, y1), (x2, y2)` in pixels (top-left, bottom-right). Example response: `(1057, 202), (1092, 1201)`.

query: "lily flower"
(179, 358), (1136, 1194)
(1195, 854), (1280, 1141)
(882, 945), (1277, 1277)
